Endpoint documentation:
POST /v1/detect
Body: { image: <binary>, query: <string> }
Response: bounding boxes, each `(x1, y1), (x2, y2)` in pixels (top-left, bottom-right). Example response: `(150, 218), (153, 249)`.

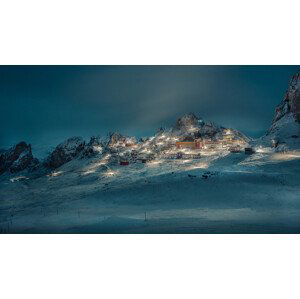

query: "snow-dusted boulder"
(0, 142), (39, 174)
(45, 137), (85, 169)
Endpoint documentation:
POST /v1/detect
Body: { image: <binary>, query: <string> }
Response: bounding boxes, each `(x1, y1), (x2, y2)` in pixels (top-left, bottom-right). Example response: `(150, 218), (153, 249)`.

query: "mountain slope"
(0, 113), (250, 176)
(1, 79), (300, 233)
(261, 71), (300, 150)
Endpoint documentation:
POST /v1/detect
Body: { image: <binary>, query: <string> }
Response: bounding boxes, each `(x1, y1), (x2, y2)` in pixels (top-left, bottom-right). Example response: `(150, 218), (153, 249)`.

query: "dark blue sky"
(0, 65), (299, 156)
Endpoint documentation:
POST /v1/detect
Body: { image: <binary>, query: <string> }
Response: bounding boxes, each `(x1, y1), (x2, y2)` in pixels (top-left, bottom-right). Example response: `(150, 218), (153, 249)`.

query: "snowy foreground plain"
(1, 149), (300, 233)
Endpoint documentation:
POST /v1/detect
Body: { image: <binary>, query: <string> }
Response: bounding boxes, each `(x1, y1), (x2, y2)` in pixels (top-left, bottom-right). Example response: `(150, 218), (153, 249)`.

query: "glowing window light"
(104, 170), (119, 177)
(47, 171), (64, 177)
(271, 151), (300, 161)
(82, 169), (96, 175)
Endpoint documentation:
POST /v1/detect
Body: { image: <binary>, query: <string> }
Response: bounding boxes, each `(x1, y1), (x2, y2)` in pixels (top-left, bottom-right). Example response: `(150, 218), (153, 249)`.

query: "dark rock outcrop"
(273, 71), (300, 123)
(173, 113), (221, 138)
(107, 132), (136, 149)
(107, 132), (126, 147)
(260, 72), (300, 150)
(0, 142), (39, 174)
(174, 113), (200, 131)
(172, 113), (249, 142)
(81, 136), (104, 158)
(45, 137), (85, 169)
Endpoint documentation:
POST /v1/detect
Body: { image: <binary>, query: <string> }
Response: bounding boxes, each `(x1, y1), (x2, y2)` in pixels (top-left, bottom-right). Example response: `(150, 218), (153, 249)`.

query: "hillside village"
(0, 113), (254, 176)
(0, 71), (299, 233)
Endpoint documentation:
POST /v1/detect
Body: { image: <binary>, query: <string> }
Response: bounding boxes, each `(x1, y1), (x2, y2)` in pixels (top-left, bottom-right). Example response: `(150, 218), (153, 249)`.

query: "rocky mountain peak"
(87, 136), (103, 147)
(262, 72), (300, 150)
(107, 132), (137, 148)
(0, 141), (39, 174)
(174, 113), (201, 130)
(45, 137), (85, 169)
(273, 71), (300, 124)
(81, 136), (104, 158)
(107, 132), (126, 147)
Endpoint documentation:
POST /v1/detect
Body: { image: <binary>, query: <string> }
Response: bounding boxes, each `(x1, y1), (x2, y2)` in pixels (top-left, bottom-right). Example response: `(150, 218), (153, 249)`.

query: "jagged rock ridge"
(172, 113), (249, 142)
(259, 71), (300, 151)
(80, 136), (104, 158)
(273, 71), (300, 124)
(45, 137), (85, 169)
(0, 114), (250, 174)
(0, 142), (39, 174)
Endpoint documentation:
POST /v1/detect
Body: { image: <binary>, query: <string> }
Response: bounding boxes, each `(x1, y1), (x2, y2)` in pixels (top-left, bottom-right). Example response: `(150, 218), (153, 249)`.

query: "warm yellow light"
(271, 151), (300, 161)
(104, 170), (119, 177)
(147, 160), (162, 167)
(185, 162), (209, 170)
(47, 171), (63, 177)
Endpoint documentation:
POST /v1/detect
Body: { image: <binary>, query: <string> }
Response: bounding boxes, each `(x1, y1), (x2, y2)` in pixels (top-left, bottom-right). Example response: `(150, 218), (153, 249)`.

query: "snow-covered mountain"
(171, 113), (250, 142)
(0, 142), (39, 175)
(44, 137), (86, 169)
(260, 71), (300, 151)
(0, 113), (249, 176)
(1, 71), (299, 177)
(273, 72), (300, 123)
(1, 73), (300, 233)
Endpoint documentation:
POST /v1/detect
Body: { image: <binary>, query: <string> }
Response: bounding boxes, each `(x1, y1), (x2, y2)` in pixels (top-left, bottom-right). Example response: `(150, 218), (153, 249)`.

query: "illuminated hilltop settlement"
(0, 71), (300, 233)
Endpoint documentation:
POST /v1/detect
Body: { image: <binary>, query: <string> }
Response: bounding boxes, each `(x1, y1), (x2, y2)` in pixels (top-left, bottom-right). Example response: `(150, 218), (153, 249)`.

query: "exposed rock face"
(81, 136), (104, 158)
(273, 71), (300, 123)
(173, 113), (221, 138)
(88, 136), (103, 147)
(261, 72), (300, 150)
(0, 142), (39, 174)
(174, 113), (200, 131)
(172, 113), (249, 142)
(107, 132), (126, 147)
(198, 122), (222, 138)
(45, 137), (85, 169)
(107, 132), (136, 149)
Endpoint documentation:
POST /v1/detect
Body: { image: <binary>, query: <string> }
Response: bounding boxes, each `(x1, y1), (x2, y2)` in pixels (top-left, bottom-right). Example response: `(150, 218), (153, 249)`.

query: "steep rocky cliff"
(172, 113), (249, 142)
(45, 137), (85, 169)
(0, 142), (39, 174)
(273, 72), (300, 123)
(262, 71), (300, 150)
